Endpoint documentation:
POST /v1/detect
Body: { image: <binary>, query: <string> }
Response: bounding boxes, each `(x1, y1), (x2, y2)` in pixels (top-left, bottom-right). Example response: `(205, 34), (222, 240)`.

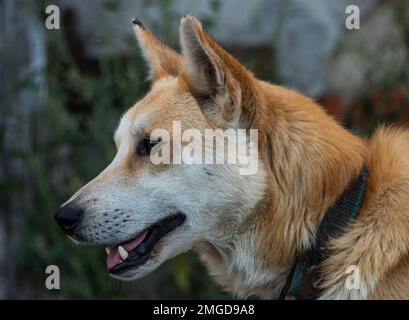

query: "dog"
(55, 15), (409, 299)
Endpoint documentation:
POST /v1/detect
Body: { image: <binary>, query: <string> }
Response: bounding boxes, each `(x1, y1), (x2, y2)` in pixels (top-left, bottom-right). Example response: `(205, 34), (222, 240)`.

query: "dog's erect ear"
(180, 15), (255, 128)
(132, 18), (182, 81)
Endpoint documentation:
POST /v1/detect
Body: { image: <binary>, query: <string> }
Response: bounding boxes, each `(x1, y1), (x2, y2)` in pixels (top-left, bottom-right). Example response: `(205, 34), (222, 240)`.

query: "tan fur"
(318, 127), (409, 299)
(132, 16), (409, 299)
(134, 24), (182, 80)
(66, 16), (409, 299)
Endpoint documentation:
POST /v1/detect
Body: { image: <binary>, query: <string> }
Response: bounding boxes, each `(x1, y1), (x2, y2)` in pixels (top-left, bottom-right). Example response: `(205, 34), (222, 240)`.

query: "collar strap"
(279, 166), (369, 300)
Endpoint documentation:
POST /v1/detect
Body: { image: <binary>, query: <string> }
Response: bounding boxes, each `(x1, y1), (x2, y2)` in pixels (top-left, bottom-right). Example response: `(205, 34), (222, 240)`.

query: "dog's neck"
(196, 83), (368, 298)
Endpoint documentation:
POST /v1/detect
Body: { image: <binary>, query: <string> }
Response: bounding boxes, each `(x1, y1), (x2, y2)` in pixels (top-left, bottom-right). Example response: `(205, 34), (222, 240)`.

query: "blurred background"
(0, 0), (408, 299)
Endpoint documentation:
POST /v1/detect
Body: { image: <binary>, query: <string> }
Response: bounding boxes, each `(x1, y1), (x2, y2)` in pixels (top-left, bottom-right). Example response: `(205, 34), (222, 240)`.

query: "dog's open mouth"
(106, 213), (185, 274)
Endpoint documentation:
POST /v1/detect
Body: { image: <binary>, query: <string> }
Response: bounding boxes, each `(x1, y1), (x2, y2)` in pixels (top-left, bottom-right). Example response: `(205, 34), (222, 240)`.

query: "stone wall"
(52, 0), (409, 101)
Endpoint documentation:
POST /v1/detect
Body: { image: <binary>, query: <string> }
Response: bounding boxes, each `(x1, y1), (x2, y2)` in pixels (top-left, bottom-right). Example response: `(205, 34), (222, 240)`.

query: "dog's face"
(55, 16), (266, 280)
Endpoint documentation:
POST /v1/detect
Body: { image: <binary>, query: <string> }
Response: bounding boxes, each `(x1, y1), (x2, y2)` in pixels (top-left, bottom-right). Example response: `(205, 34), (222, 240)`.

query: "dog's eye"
(137, 138), (161, 156)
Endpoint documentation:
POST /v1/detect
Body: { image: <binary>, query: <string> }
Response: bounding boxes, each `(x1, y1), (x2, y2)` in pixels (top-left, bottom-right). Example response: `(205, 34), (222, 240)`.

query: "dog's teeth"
(118, 246), (129, 260)
(105, 247), (111, 255)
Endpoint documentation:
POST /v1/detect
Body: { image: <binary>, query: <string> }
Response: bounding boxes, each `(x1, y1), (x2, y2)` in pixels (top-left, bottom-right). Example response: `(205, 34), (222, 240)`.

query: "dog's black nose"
(54, 205), (84, 233)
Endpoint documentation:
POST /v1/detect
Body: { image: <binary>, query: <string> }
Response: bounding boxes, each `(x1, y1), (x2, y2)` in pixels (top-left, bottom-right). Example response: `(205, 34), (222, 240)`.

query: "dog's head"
(55, 16), (266, 280)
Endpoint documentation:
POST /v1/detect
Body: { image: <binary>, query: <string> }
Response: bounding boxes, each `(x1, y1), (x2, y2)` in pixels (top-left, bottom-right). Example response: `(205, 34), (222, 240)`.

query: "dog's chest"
(195, 242), (285, 298)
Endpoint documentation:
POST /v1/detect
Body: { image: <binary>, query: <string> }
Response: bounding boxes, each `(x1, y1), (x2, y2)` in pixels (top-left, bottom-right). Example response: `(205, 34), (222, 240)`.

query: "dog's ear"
(180, 15), (255, 128)
(132, 18), (182, 81)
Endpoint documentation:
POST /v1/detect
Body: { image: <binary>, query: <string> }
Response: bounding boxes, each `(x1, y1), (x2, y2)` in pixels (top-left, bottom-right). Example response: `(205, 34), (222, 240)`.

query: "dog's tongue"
(107, 248), (122, 270)
(106, 230), (149, 270)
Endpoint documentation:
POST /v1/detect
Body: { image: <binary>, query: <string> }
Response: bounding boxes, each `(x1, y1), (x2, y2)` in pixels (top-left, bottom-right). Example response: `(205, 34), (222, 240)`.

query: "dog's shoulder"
(319, 125), (409, 299)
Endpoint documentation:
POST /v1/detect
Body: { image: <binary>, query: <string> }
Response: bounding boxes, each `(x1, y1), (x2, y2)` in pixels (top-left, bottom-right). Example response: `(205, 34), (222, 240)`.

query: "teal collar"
(279, 166), (368, 300)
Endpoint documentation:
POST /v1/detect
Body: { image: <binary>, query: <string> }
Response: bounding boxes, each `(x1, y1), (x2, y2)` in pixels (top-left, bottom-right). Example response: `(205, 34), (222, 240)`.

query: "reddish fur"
(132, 16), (409, 299)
